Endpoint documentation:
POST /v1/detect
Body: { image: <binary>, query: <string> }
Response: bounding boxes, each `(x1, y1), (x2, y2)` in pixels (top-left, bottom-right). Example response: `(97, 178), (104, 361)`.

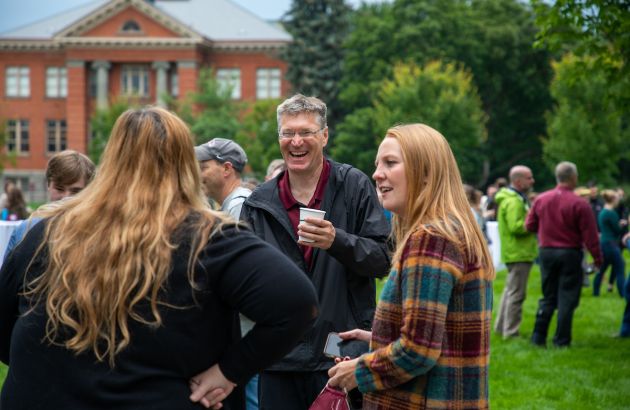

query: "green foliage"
(184, 68), (241, 145)
(338, 0), (553, 185)
(332, 61), (487, 182)
(282, 0), (352, 133)
(88, 100), (132, 164)
(533, 0), (630, 101)
(233, 99), (283, 178)
(543, 55), (629, 186)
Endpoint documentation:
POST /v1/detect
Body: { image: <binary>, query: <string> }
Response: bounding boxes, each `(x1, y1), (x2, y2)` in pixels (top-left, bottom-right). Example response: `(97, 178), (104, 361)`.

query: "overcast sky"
(0, 0), (384, 33)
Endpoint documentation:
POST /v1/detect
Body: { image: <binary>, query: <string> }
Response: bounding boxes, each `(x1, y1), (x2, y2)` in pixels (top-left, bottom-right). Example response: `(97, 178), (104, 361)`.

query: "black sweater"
(0, 220), (317, 410)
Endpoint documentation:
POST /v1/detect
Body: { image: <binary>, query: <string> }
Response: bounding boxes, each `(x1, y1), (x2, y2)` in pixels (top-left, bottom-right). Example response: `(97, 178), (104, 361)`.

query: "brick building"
(0, 0), (290, 202)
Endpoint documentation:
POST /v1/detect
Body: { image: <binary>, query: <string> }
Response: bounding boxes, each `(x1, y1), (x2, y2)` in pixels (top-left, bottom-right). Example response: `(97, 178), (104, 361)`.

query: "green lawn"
(2, 254), (629, 408)
(490, 261), (630, 409)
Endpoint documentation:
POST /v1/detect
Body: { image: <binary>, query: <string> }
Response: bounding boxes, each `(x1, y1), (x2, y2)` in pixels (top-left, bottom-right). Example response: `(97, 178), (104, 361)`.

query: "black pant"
(532, 248), (583, 347)
(259, 370), (329, 410)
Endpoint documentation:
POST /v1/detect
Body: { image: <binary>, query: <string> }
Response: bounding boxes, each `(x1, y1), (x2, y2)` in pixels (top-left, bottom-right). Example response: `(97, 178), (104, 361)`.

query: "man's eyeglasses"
(278, 128), (324, 139)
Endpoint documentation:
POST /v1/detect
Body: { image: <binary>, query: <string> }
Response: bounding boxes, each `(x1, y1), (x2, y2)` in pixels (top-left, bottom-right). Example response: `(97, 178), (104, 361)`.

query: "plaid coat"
(356, 228), (492, 409)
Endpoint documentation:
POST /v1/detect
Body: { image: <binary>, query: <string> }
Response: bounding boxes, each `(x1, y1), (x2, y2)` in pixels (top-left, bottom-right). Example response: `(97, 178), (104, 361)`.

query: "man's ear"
(223, 162), (234, 176)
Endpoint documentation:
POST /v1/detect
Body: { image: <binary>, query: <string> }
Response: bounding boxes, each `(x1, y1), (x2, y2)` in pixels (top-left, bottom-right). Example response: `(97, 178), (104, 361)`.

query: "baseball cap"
(195, 138), (248, 172)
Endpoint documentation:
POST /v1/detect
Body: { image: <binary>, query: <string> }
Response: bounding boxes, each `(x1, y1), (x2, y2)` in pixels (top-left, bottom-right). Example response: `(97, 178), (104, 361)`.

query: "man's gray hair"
(555, 161), (578, 183)
(277, 94), (327, 132)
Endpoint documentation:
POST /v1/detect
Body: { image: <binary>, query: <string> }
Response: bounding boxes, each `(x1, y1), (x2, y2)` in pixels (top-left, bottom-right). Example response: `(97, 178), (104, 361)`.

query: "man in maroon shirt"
(525, 161), (603, 347)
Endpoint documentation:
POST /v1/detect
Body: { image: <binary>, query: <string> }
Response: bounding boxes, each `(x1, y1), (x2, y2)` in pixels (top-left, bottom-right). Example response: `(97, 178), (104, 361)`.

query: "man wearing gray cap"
(196, 137), (259, 410)
(195, 138), (252, 220)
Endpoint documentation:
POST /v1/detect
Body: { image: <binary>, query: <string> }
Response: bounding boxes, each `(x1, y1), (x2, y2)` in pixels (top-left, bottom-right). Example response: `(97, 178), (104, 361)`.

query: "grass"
(2, 253), (629, 409)
(490, 260), (630, 409)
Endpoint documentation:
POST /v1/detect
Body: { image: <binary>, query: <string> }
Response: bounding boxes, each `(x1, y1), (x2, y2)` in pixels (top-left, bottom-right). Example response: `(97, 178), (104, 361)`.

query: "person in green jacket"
(494, 165), (538, 339)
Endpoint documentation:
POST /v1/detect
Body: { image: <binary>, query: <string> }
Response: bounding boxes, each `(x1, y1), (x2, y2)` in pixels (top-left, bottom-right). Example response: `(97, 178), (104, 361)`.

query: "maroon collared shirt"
(278, 159), (331, 269)
(525, 185), (603, 265)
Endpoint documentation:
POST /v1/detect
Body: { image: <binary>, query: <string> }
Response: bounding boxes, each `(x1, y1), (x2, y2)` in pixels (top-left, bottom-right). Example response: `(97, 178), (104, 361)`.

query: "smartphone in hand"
(323, 332), (369, 359)
(323, 332), (343, 358)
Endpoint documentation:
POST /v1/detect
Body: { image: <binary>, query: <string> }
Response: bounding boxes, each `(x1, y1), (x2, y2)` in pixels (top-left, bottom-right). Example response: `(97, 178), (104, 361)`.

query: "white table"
(0, 220), (22, 265)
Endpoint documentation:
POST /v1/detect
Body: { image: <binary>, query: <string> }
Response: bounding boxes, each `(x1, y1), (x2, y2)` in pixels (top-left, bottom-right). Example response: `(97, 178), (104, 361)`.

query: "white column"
(92, 60), (111, 110)
(152, 61), (170, 107)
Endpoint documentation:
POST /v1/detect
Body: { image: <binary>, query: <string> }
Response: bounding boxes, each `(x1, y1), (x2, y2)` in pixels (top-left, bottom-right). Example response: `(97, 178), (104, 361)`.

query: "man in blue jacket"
(241, 94), (391, 409)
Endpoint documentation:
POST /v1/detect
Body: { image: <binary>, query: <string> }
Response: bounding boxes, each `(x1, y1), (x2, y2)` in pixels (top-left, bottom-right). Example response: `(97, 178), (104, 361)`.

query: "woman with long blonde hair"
(328, 124), (494, 409)
(0, 107), (317, 410)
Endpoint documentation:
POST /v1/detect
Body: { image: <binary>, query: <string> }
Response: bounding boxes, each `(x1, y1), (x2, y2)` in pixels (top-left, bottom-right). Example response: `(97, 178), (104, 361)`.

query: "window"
(88, 69), (97, 97)
(6, 120), (29, 154)
(121, 20), (141, 33)
(216, 68), (241, 99)
(171, 71), (179, 97)
(256, 68), (281, 99)
(46, 120), (67, 153)
(121, 65), (149, 96)
(5, 66), (30, 97)
(46, 67), (67, 98)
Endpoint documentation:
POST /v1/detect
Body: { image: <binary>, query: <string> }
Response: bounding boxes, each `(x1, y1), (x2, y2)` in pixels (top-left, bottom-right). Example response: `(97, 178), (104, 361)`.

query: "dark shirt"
(599, 208), (623, 244)
(278, 159), (330, 268)
(0, 220), (317, 410)
(590, 197), (604, 224)
(525, 185), (602, 266)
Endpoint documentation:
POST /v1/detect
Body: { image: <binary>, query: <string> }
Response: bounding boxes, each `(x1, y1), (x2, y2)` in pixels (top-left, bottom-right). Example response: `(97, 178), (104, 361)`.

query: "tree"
(543, 55), (629, 186)
(282, 0), (352, 134)
(233, 99), (283, 178)
(89, 100), (131, 164)
(338, 0), (553, 185)
(332, 61), (487, 182)
(180, 68), (241, 145)
(533, 0), (630, 99)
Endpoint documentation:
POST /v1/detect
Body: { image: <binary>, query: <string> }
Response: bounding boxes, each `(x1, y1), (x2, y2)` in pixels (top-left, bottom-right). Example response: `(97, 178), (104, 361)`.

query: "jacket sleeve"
(504, 197), (529, 236)
(0, 249), (20, 364)
(326, 170), (391, 278)
(525, 200), (539, 233)
(0, 220), (46, 364)
(355, 231), (460, 391)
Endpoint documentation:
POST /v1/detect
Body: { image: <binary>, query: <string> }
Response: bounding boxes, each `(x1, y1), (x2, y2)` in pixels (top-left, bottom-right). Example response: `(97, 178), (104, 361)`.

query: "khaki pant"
(494, 262), (533, 337)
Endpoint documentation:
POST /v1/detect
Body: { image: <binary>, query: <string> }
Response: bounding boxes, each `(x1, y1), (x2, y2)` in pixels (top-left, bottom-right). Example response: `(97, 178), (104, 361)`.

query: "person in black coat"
(0, 107), (318, 410)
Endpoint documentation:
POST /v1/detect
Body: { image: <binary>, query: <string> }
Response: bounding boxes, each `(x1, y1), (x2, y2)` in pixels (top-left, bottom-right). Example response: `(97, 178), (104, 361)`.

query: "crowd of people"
(469, 164), (629, 346)
(0, 93), (627, 410)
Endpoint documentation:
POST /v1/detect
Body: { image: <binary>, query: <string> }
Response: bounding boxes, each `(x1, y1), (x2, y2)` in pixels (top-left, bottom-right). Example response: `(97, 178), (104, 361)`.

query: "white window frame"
(121, 65), (149, 97)
(46, 67), (68, 98)
(256, 68), (281, 99)
(5, 66), (30, 97)
(216, 68), (241, 100)
(46, 119), (67, 153)
(6, 119), (30, 154)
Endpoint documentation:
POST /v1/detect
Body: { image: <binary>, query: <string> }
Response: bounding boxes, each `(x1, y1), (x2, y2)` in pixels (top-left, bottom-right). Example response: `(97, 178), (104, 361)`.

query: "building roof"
(0, 0), (290, 42)
(0, 1), (108, 39)
(155, 0), (290, 42)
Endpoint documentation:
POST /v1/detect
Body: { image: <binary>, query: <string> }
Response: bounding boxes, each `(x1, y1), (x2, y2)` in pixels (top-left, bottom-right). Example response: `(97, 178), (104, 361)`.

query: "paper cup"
(299, 207), (326, 242)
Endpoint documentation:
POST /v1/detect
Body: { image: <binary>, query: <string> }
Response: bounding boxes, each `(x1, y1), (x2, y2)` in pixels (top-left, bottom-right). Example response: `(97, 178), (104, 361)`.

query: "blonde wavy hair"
(385, 124), (494, 279)
(26, 107), (229, 366)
